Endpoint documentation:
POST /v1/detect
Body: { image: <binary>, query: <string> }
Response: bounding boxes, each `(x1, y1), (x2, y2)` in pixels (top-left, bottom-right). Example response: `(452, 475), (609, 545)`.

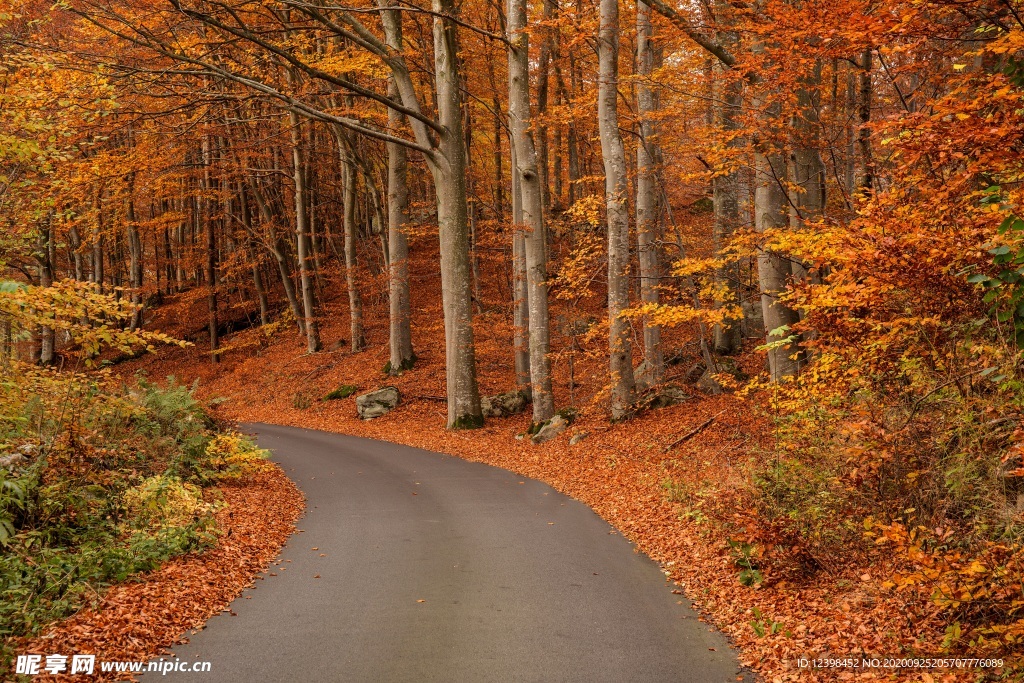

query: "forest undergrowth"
(0, 362), (299, 678)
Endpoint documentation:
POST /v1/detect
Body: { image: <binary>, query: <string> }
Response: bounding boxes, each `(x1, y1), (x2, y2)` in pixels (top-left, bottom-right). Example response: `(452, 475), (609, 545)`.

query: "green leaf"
(0, 281), (26, 293)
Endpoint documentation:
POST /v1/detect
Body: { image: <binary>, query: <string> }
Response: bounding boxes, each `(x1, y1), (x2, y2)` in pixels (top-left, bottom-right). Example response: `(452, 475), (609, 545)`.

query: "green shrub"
(0, 365), (241, 668)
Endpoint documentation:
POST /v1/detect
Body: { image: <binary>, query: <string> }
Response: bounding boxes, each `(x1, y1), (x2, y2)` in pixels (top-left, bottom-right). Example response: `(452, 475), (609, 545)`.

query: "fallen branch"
(663, 410), (725, 452)
(412, 394), (447, 402)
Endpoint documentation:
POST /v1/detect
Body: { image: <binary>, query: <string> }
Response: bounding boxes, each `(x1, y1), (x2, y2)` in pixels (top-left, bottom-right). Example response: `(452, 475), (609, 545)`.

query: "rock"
(531, 414), (568, 445)
(0, 453), (27, 469)
(633, 360), (656, 393)
(355, 387), (401, 420)
(648, 386), (691, 409)
(697, 370), (722, 393)
(17, 443), (36, 456)
(480, 390), (528, 418)
(684, 361), (707, 384)
(569, 431), (589, 446)
(515, 433), (526, 441)
(696, 357), (747, 394)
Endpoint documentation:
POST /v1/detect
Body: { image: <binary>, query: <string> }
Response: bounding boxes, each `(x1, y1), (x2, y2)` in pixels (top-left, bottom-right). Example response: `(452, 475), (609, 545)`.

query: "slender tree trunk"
(791, 59), (827, 228)
(0, 316), (11, 366)
(509, 0), (555, 422)
(37, 225), (55, 365)
(598, 0), (636, 420)
(756, 141), (803, 379)
(534, 0), (556, 214)
(386, 76), (416, 373)
(339, 140), (366, 352)
(92, 190), (105, 293)
(635, 1), (664, 388)
(857, 48), (873, 192)
(510, 141), (532, 395)
(567, 53), (581, 207)
(711, 21), (743, 355)
(289, 111), (321, 353)
(239, 181), (270, 325)
(380, 0), (483, 427)
(249, 177), (305, 332)
(486, 56), (505, 222)
(432, 0), (483, 426)
(202, 137), (220, 364)
(68, 226), (84, 281)
(126, 190), (144, 331)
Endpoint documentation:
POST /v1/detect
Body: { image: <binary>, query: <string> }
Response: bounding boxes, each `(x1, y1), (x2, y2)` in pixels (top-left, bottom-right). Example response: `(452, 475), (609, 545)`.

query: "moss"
(450, 413), (484, 430)
(556, 407), (578, 424)
(383, 354), (417, 376)
(325, 384), (358, 400)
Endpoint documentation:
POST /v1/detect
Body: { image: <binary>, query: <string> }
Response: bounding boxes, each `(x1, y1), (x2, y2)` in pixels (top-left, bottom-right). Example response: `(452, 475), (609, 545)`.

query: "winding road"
(146, 423), (749, 682)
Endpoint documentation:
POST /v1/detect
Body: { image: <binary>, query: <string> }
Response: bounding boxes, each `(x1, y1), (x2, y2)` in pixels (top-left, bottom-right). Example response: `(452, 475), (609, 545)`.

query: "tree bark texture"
(598, 0), (636, 419)
(508, 0), (555, 422)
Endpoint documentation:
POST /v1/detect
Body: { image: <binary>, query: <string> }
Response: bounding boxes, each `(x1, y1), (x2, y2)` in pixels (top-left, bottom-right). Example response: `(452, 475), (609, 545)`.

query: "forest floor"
(111, 238), (994, 683)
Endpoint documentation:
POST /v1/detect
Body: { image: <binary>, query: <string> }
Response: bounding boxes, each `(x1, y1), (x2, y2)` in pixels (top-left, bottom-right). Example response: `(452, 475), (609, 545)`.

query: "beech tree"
(507, 0), (555, 423)
(598, 0), (636, 420)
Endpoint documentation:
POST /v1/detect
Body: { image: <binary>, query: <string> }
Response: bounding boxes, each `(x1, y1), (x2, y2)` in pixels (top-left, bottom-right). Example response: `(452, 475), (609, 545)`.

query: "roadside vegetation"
(0, 282), (269, 670)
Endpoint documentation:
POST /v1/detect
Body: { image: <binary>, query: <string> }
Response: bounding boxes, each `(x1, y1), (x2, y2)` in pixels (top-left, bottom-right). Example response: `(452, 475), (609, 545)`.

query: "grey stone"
(696, 358), (746, 394)
(569, 431), (589, 446)
(648, 386), (691, 409)
(0, 453), (27, 469)
(633, 360), (656, 393)
(684, 361), (707, 384)
(355, 387), (401, 420)
(531, 414), (568, 445)
(481, 390), (528, 418)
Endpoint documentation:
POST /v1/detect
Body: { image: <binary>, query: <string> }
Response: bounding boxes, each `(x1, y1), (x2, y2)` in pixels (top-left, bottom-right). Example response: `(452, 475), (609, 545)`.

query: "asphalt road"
(145, 423), (749, 682)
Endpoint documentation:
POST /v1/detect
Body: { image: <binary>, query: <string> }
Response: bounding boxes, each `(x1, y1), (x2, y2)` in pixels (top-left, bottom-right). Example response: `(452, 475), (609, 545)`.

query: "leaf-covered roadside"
(13, 462), (302, 683)
(0, 363), (280, 673)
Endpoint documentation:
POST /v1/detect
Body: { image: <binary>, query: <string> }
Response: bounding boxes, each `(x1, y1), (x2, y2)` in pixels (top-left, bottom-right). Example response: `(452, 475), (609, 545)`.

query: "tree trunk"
(379, 0), (483, 427)
(711, 22), (743, 355)
(239, 181), (270, 325)
(431, 0), (483, 427)
(791, 59), (827, 228)
(857, 48), (873, 193)
(386, 76), (416, 373)
(510, 140), (532, 395)
(534, 0), (556, 215)
(290, 112), (322, 353)
(37, 225), (55, 366)
(68, 226), (84, 281)
(635, 1), (664, 387)
(126, 191), (144, 331)
(509, 0), (556, 423)
(92, 190), (105, 293)
(756, 145), (803, 380)
(598, 0), (636, 420)
(203, 137), (220, 364)
(339, 140), (366, 352)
